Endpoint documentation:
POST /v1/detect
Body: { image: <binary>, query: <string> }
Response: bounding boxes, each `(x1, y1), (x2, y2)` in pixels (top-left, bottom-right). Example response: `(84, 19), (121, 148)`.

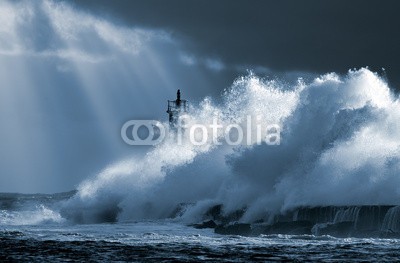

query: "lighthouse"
(166, 89), (188, 126)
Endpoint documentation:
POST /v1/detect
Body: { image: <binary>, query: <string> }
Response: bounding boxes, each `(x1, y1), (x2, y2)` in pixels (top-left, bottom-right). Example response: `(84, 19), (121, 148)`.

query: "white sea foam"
(63, 68), (400, 223)
(0, 205), (64, 225)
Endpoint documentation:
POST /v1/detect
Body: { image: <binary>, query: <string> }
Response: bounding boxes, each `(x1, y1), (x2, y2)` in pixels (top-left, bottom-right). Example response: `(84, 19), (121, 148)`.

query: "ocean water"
(2, 221), (400, 262)
(1, 193), (400, 262)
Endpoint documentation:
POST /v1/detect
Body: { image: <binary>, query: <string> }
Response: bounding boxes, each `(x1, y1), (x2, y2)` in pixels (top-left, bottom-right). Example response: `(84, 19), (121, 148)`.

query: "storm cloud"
(71, 0), (400, 90)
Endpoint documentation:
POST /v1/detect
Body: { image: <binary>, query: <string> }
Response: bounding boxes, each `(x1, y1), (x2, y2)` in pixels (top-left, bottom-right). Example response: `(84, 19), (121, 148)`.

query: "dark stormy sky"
(72, 0), (400, 90)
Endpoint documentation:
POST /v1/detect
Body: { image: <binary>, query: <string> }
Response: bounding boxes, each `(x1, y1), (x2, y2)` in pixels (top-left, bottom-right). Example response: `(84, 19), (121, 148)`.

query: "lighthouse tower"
(166, 89), (188, 126)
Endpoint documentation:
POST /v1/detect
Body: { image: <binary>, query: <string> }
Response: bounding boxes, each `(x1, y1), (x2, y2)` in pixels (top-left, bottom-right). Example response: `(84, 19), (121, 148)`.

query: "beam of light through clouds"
(0, 0), (219, 193)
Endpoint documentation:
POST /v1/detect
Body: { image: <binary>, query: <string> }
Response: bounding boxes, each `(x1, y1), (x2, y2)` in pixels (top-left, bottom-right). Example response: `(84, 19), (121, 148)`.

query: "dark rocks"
(215, 223), (251, 236)
(265, 221), (314, 235)
(355, 206), (392, 231)
(380, 230), (400, 238)
(205, 205), (223, 220)
(205, 204), (246, 224)
(187, 204), (400, 238)
(191, 220), (217, 229)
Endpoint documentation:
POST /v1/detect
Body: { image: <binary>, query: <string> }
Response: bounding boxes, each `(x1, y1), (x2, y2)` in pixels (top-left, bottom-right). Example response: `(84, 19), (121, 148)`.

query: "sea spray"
(63, 68), (400, 224)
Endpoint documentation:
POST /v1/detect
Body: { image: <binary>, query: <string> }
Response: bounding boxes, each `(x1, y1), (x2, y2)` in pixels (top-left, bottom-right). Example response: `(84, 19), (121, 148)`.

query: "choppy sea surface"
(1, 192), (400, 262)
(1, 221), (400, 262)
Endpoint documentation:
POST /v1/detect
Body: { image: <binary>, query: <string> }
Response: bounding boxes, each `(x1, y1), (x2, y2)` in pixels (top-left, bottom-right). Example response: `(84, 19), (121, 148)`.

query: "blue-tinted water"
(2, 221), (400, 262)
(1, 193), (400, 262)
